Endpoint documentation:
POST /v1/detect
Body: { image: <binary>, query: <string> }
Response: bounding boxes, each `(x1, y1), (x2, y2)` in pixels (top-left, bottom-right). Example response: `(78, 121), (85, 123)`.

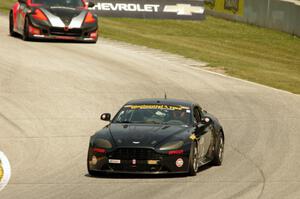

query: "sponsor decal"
(109, 159), (121, 164)
(125, 104), (189, 111)
(147, 160), (159, 165)
(0, 151), (11, 191)
(175, 158), (184, 167)
(90, 0), (205, 20)
(163, 4), (204, 16)
(90, 3), (160, 12)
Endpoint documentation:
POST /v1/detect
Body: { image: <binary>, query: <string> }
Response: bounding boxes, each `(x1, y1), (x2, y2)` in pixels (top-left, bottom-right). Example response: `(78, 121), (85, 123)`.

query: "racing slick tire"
(188, 142), (199, 176)
(22, 17), (31, 41)
(9, 11), (17, 37)
(87, 158), (98, 176)
(212, 132), (224, 166)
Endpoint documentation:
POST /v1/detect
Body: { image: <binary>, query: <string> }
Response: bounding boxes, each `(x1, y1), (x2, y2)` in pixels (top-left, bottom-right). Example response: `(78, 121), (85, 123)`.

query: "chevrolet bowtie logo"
(163, 4), (205, 16)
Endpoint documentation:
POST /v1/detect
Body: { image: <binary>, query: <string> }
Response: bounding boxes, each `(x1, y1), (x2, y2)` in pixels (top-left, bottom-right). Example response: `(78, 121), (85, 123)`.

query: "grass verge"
(100, 17), (300, 94)
(0, 0), (14, 13)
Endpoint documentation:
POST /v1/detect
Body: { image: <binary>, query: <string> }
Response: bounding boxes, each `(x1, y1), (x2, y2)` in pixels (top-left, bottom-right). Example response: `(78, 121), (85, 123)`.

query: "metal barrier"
(205, 0), (300, 36)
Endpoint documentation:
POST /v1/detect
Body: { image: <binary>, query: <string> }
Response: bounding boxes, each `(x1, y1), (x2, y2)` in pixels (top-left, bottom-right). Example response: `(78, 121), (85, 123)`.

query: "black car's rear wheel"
(188, 142), (199, 176)
(9, 11), (17, 37)
(212, 133), (224, 166)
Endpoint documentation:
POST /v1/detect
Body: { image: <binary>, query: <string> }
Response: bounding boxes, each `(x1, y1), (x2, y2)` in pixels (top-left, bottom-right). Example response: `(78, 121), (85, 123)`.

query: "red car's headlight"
(84, 12), (96, 23)
(32, 9), (48, 21)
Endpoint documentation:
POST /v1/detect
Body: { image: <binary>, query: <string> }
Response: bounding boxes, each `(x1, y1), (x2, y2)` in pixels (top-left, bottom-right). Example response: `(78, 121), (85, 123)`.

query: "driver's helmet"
(172, 110), (187, 121)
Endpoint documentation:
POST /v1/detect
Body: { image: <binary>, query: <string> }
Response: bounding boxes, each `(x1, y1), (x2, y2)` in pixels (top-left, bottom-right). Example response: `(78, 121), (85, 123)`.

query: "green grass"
(1, 1), (300, 93)
(0, 0), (14, 13)
(100, 17), (300, 93)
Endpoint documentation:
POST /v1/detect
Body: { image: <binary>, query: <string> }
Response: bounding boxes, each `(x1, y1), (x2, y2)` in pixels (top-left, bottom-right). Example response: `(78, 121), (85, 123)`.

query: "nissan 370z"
(87, 98), (225, 176)
(9, 0), (98, 43)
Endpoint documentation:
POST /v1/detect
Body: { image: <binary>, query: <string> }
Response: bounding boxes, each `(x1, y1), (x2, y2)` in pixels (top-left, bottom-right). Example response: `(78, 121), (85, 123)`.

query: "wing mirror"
(88, 2), (95, 8)
(100, 113), (111, 121)
(201, 117), (212, 125)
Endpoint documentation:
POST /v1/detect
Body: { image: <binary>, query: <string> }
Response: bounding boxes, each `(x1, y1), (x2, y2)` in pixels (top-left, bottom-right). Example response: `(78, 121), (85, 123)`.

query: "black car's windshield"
(112, 104), (192, 125)
(32, 0), (84, 8)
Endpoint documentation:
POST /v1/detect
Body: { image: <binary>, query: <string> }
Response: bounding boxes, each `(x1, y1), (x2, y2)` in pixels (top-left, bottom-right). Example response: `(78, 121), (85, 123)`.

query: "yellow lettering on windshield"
(125, 104), (189, 110)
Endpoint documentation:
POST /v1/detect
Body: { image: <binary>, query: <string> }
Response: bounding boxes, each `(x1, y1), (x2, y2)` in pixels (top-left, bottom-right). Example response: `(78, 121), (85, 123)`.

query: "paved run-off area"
(0, 15), (300, 199)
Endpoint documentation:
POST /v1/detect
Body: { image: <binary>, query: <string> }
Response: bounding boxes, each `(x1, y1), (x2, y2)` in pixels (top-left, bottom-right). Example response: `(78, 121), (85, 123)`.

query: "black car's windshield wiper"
(115, 121), (132, 123)
(145, 120), (162, 124)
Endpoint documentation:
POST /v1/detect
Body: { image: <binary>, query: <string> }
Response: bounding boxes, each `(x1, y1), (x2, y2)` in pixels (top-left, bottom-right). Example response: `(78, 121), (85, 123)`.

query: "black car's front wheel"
(188, 142), (199, 176)
(212, 133), (224, 166)
(87, 156), (98, 176)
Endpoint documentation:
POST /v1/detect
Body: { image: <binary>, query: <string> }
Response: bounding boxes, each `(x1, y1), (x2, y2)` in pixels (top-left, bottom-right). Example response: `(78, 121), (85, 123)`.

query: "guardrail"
(205, 0), (300, 36)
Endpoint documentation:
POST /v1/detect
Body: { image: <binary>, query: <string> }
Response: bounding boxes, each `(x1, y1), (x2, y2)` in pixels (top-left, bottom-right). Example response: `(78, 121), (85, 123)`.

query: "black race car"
(9, 0), (98, 43)
(87, 98), (225, 176)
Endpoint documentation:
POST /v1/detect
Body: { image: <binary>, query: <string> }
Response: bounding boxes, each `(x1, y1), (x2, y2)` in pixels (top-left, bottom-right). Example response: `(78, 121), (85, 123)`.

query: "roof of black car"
(126, 98), (194, 107)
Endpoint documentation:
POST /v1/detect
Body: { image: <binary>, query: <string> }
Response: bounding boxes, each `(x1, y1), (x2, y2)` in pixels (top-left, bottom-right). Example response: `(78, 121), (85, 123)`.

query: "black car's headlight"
(93, 139), (112, 149)
(159, 141), (184, 151)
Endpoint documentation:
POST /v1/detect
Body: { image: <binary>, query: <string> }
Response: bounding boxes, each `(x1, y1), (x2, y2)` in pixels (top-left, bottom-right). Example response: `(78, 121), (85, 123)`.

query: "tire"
(188, 142), (199, 176)
(87, 157), (98, 176)
(212, 133), (224, 166)
(9, 11), (17, 37)
(22, 17), (30, 41)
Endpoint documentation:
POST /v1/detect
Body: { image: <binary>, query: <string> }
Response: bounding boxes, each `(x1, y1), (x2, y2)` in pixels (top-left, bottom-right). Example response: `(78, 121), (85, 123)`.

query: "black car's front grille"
(107, 148), (168, 172)
(49, 27), (82, 37)
(109, 161), (163, 172)
(109, 148), (162, 160)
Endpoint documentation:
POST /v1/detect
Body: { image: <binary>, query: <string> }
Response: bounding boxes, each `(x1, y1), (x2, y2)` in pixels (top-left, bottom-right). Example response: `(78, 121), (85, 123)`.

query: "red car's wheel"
(9, 11), (17, 37)
(22, 17), (30, 41)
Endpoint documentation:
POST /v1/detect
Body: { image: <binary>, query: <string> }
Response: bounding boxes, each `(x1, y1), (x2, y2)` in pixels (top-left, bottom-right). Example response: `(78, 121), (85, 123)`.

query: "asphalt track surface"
(1, 15), (300, 199)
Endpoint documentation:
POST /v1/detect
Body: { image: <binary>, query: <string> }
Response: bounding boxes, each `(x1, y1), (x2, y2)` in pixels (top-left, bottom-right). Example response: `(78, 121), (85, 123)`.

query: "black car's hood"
(108, 123), (190, 148)
(42, 7), (84, 26)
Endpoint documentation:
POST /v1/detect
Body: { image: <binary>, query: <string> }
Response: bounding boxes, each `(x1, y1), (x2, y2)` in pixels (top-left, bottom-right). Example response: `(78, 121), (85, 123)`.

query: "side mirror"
(88, 2), (95, 8)
(200, 117), (212, 125)
(195, 117), (212, 131)
(100, 113), (111, 121)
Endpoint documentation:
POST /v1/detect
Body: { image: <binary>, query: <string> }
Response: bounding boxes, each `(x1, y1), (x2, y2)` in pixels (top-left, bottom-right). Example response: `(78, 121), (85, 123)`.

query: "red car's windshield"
(31, 0), (85, 8)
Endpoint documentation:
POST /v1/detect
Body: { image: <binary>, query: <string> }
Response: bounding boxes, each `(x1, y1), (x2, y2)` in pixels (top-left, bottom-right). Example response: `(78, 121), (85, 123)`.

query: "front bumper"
(31, 33), (97, 42)
(28, 16), (98, 42)
(88, 147), (190, 174)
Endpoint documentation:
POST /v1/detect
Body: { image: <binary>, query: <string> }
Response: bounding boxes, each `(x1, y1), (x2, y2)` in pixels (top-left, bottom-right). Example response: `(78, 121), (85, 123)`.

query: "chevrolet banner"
(89, 0), (206, 20)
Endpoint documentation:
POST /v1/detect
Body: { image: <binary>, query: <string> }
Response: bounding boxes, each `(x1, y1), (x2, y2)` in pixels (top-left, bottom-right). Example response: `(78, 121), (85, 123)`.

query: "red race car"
(9, 0), (98, 43)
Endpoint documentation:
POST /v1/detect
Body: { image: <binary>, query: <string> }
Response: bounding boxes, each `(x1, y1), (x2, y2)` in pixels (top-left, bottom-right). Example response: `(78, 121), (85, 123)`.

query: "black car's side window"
(193, 107), (201, 123)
